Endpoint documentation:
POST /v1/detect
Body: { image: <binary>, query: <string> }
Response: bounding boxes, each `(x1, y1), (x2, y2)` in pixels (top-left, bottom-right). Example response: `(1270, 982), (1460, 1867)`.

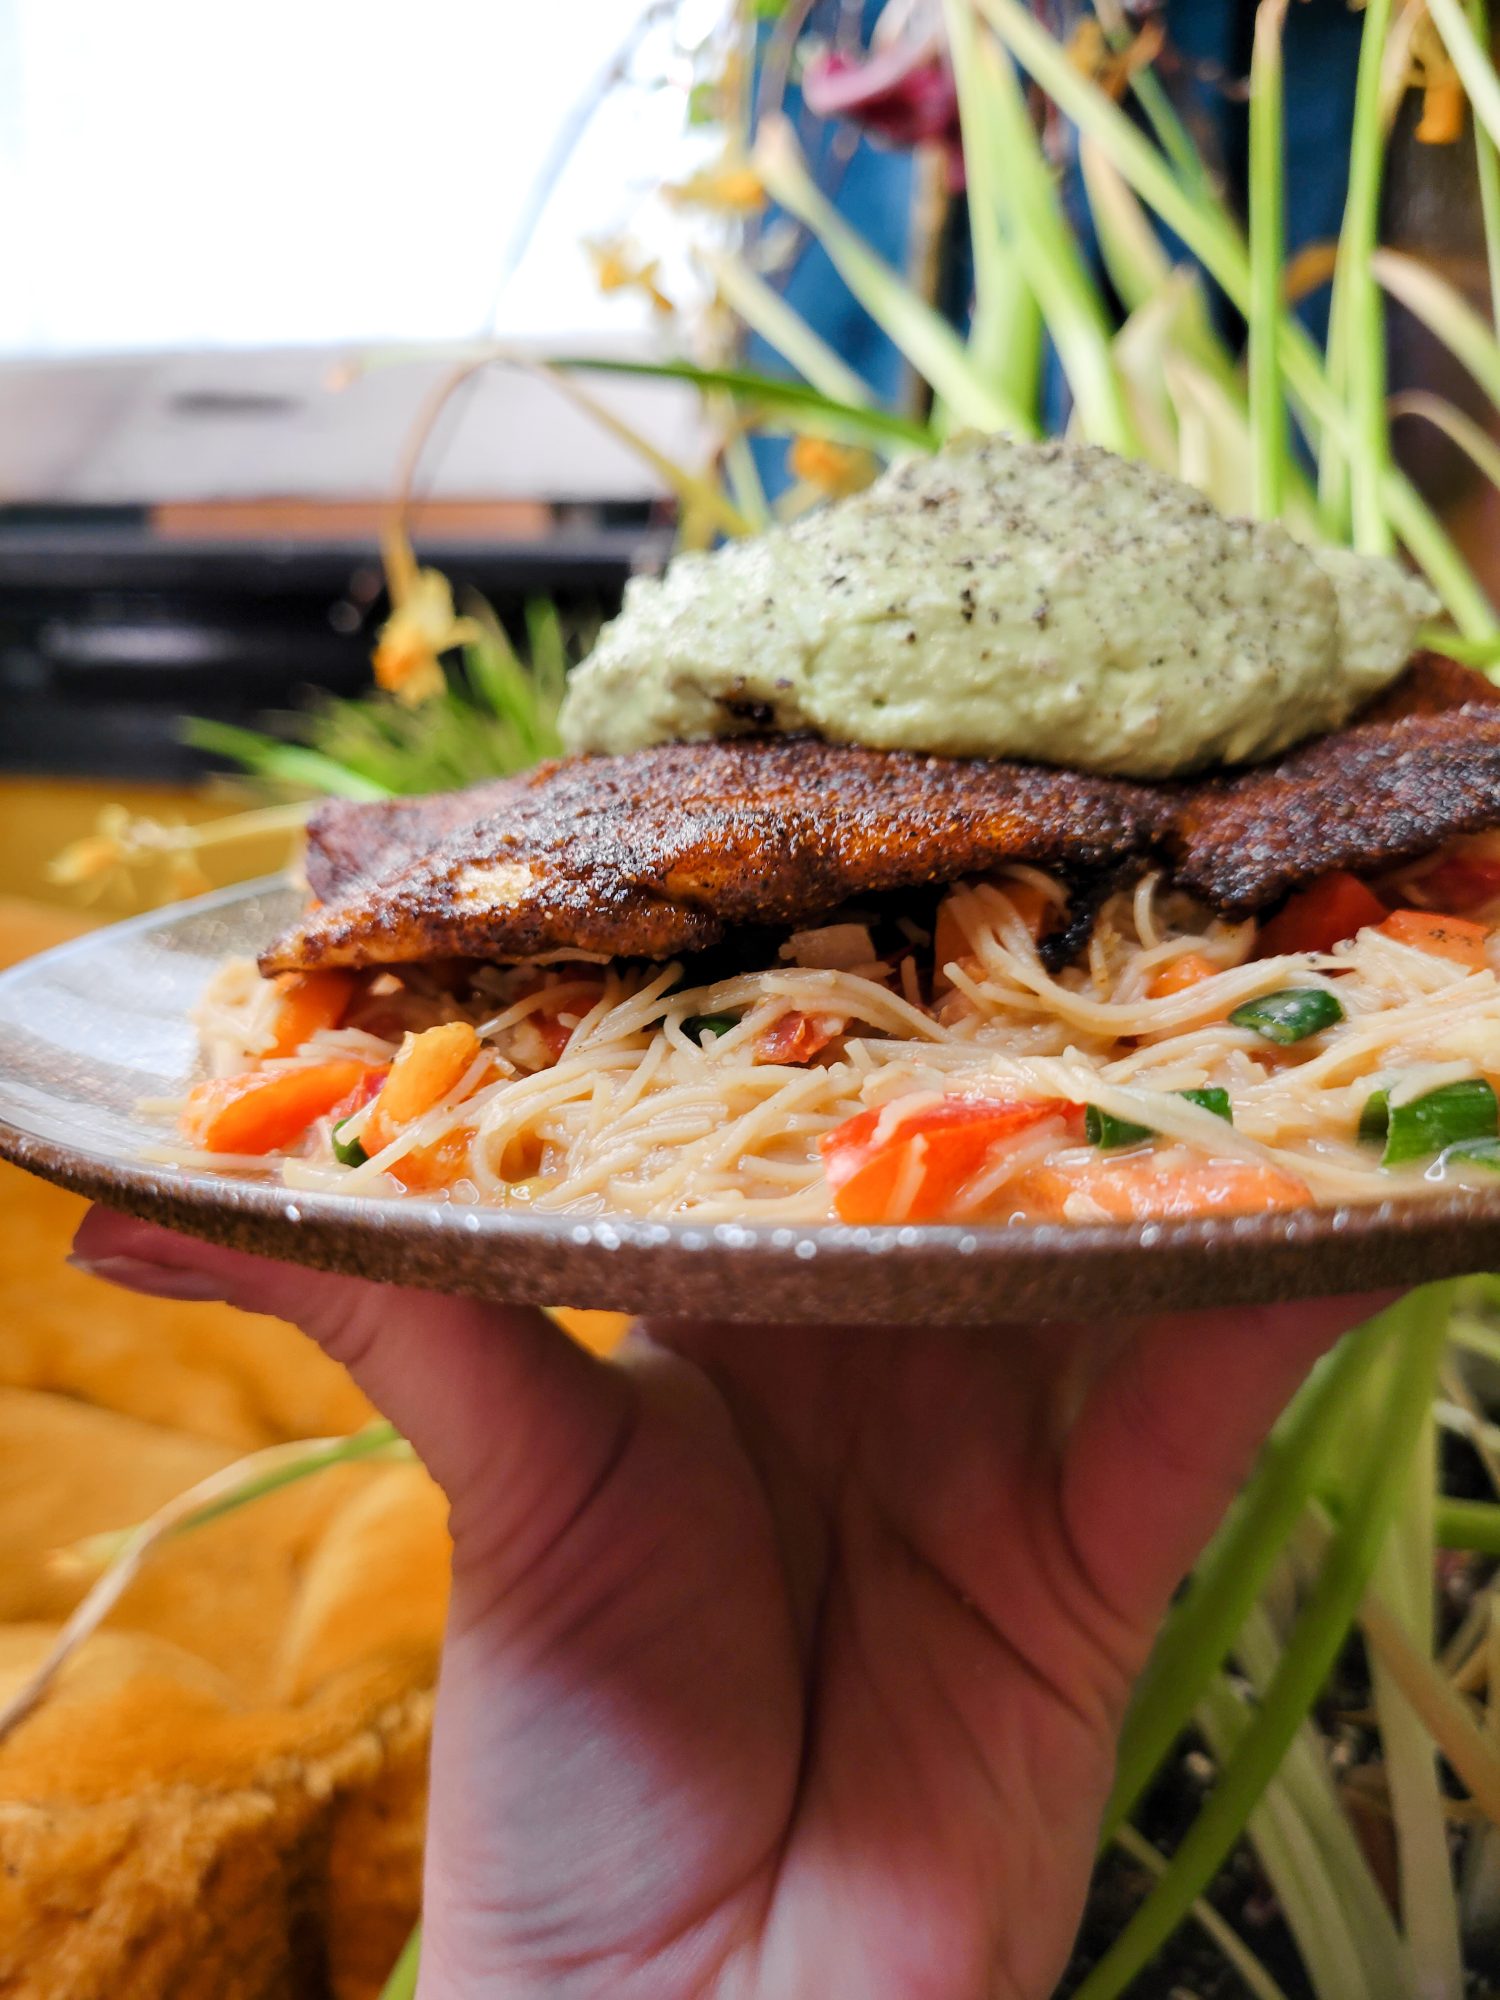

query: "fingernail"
(66, 1254), (226, 1303)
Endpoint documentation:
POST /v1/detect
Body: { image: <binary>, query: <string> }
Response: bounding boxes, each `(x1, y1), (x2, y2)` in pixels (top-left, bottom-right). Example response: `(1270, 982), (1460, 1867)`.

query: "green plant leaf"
(182, 720), (394, 800)
(1428, 0), (1500, 165)
(1366, 1410), (1465, 1992)
(752, 113), (1029, 434)
(1199, 1618), (1411, 2000)
(940, 0), (1042, 418)
(702, 248), (876, 410)
(1392, 388), (1500, 497)
(1103, 1309), (1393, 1840)
(1373, 246), (1500, 407)
(1112, 1823), (1294, 2000)
(377, 1924), (421, 2000)
(979, 0), (1497, 631)
(967, 30), (1139, 452)
(1078, 1289), (1450, 1999)
(1248, 0), (1290, 522)
(549, 354), (935, 451)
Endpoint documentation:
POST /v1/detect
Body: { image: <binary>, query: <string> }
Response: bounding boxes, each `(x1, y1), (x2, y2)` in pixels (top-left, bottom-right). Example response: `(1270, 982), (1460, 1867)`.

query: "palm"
(69, 1209), (1383, 2000)
(421, 1309), (1357, 2000)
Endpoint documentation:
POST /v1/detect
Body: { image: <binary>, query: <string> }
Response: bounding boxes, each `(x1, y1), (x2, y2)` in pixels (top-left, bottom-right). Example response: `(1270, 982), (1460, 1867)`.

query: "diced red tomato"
(819, 1094), (1083, 1224)
(327, 1064), (389, 1126)
(181, 1059), (379, 1156)
(1376, 908), (1492, 971)
(1009, 1155), (1311, 1223)
(1415, 844), (1500, 917)
(756, 1010), (844, 1065)
(1256, 872), (1388, 958)
(1148, 952), (1220, 999)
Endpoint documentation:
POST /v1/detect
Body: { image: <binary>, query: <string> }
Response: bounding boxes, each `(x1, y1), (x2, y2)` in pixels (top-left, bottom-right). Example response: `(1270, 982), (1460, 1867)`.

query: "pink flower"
(801, 43), (963, 176)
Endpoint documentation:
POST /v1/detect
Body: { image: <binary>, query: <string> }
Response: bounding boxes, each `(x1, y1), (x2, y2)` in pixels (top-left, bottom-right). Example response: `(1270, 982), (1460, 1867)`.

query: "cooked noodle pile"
(175, 849), (1500, 1225)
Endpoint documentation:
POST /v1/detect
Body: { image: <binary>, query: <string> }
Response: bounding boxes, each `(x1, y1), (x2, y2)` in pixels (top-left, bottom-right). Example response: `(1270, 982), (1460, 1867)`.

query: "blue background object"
(749, 0), (1361, 483)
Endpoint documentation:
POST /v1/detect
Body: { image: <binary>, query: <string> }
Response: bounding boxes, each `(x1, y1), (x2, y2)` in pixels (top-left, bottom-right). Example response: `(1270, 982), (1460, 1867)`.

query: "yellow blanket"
(0, 898), (624, 1998)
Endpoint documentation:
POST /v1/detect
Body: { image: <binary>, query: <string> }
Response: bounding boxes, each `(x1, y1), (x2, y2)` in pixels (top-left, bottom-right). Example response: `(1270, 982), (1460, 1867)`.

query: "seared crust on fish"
(1173, 665), (1500, 911)
(265, 739), (1166, 972)
(265, 656), (1500, 973)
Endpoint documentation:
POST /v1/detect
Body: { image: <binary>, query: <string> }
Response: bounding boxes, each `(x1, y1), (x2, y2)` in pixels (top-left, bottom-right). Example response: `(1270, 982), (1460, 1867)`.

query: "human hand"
(72, 1206), (1390, 2000)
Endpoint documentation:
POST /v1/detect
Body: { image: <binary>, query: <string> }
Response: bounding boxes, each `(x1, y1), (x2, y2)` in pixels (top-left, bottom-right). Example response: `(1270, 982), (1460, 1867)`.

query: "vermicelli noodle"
(173, 847), (1500, 1226)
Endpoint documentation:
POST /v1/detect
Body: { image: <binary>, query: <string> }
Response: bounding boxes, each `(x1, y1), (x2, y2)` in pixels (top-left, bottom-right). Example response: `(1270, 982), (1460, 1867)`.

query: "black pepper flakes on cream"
(559, 432), (1438, 777)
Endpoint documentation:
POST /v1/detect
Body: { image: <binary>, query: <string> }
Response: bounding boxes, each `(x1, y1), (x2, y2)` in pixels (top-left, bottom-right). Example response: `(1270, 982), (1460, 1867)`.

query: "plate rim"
(5, 876), (1500, 1323)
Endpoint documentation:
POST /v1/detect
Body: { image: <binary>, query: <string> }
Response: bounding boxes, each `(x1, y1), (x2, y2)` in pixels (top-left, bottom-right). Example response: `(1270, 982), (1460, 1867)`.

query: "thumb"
(70, 1206), (633, 1558)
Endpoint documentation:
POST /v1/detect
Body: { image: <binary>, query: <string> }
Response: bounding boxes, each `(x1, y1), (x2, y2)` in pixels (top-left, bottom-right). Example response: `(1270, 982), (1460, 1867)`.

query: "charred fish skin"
(266, 657), (1500, 976)
(266, 738), (1164, 975)
(1171, 701), (1500, 913)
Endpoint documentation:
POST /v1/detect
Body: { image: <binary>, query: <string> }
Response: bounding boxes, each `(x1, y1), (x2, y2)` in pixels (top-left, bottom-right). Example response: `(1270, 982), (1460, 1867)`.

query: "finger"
(1060, 1290), (1399, 1633)
(70, 1207), (633, 1558)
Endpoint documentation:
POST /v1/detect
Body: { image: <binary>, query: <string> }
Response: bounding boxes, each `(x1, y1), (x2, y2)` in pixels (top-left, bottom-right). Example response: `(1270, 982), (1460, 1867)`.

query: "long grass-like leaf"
(980, 0), (1497, 631)
(1248, 0), (1290, 521)
(1077, 1288), (1449, 1999)
(1232, 1600), (1411, 1999)
(1198, 1662), (1408, 2000)
(537, 362), (754, 538)
(1429, 0), (1500, 161)
(1373, 245), (1500, 405)
(1438, 1497), (1500, 1550)
(1392, 387), (1500, 492)
(752, 114), (1029, 433)
(1333, 0), (1397, 553)
(1364, 1587), (1500, 1823)
(941, 0), (1042, 417)
(1467, 0), (1500, 332)
(1102, 1309), (1393, 1841)
(377, 1924), (421, 2000)
(183, 720), (394, 800)
(1112, 1823), (1293, 2000)
(702, 249), (875, 409)
(1, 1423), (411, 1741)
(969, 32), (1138, 451)
(1367, 1412), (1465, 1996)
(549, 354), (935, 451)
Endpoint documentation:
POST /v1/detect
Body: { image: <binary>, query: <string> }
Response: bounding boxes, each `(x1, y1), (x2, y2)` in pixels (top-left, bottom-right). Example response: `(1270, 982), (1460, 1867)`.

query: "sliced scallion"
(682, 1013), (739, 1041)
(1228, 987), (1344, 1045)
(1437, 1136), (1500, 1175)
(331, 1117), (369, 1168)
(1358, 1077), (1498, 1165)
(1086, 1087), (1234, 1150)
(1086, 1105), (1153, 1149)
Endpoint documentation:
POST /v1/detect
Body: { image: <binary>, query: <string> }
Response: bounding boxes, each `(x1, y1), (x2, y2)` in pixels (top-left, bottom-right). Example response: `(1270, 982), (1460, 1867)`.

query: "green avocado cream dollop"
(558, 434), (1437, 778)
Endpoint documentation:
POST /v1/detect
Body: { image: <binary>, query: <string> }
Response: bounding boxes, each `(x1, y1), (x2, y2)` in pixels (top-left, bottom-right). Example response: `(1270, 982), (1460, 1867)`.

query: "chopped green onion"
(1358, 1089), (1391, 1146)
(1228, 988), (1345, 1045)
(1438, 1137), (1500, 1174)
(1086, 1087), (1234, 1149)
(331, 1117), (369, 1168)
(682, 1013), (738, 1042)
(1358, 1077), (1499, 1166)
(1181, 1086), (1234, 1122)
(1086, 1105), (1154, 1149)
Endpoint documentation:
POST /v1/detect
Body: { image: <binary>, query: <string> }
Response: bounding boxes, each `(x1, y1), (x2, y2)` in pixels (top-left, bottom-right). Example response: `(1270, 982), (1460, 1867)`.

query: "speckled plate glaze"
(3, 877), (1500, 1324)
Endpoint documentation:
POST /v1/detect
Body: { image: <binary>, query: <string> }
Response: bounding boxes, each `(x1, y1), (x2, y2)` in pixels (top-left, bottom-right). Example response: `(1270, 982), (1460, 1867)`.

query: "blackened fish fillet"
(265, 738), (1168, 972)
(1171, 673), (1500, 911)
(266, 655), (1500, 973)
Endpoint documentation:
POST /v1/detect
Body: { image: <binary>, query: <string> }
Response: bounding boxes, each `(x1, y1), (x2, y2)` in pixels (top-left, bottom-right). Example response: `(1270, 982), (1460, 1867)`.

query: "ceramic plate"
(2, 877), (1499, 1324)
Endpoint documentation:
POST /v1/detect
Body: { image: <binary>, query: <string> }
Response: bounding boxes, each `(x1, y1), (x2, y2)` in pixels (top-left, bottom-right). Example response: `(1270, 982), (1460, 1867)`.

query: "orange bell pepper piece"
(1376, 909), (1491, 971)
(181, 1058), (378, 1155)
(265, 969), (357, 1057)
